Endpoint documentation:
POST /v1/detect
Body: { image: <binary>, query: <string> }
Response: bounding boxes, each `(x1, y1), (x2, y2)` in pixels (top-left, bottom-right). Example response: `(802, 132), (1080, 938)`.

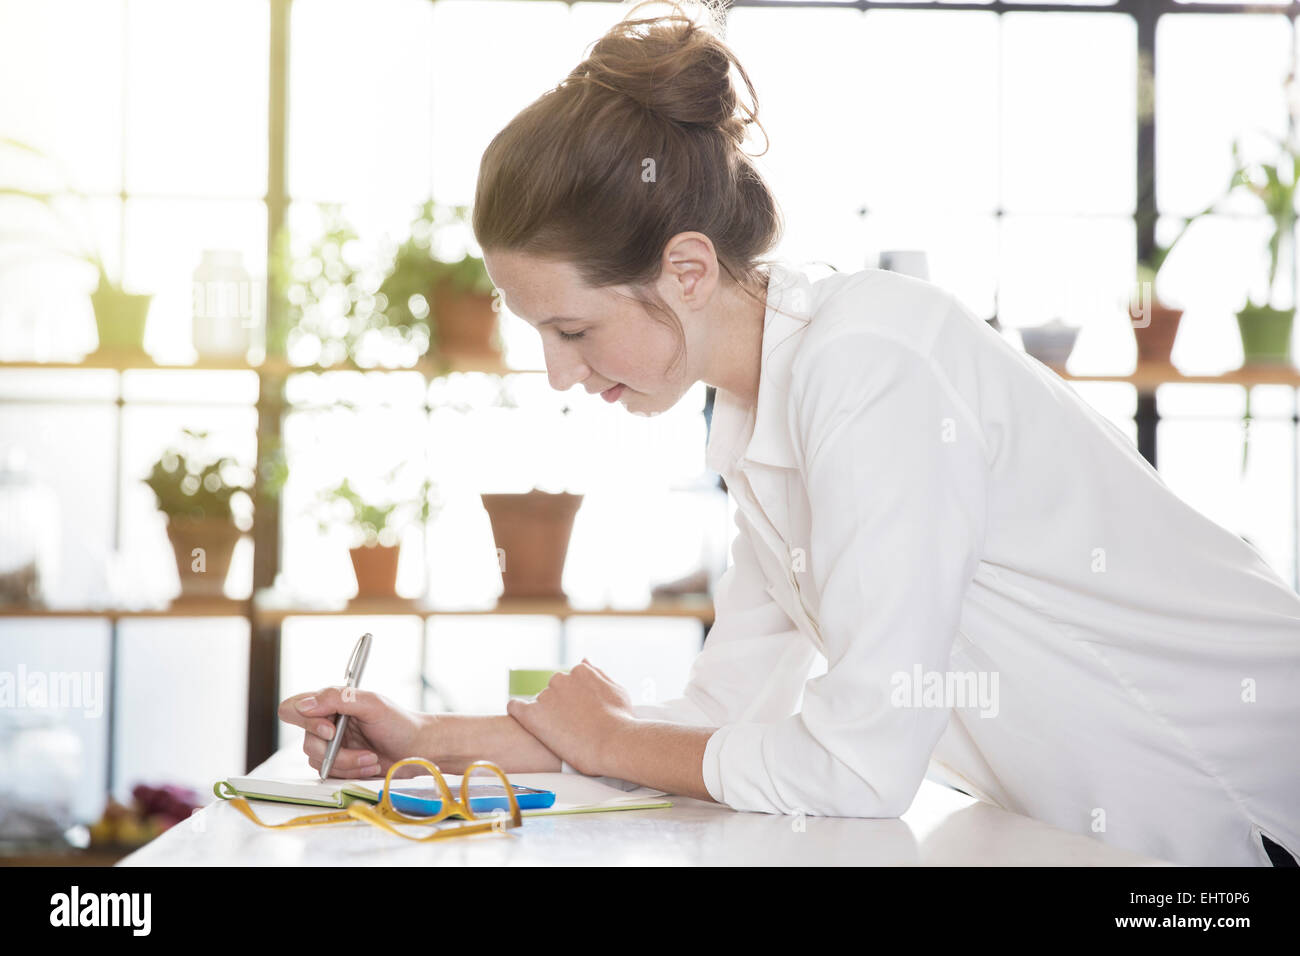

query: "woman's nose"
(543, 341), (588, 392)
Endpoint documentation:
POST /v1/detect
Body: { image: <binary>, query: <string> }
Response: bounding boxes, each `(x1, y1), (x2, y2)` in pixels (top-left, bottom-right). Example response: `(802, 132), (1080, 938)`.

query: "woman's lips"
(601, 383), (626, 402)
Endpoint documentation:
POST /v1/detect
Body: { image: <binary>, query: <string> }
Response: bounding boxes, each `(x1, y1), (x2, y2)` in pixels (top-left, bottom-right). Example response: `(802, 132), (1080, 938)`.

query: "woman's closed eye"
(557, 329), (586, 341)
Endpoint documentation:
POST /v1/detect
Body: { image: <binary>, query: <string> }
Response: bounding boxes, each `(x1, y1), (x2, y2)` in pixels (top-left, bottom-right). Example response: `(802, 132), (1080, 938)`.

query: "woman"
(279, 1), (1300, 866)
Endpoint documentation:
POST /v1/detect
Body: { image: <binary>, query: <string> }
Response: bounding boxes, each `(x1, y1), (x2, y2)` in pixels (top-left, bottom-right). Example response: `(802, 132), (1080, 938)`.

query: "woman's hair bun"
(562, 0), (762, 150)
(473, 0), (783, 329)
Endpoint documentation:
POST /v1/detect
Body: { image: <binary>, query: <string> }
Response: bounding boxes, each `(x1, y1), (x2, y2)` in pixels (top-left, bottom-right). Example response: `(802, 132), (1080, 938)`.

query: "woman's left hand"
(506, 659), (635, 777)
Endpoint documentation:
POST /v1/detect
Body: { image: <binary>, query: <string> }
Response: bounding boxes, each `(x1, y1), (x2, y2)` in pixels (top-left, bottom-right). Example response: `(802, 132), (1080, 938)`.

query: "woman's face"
(481, 250), (700, 418)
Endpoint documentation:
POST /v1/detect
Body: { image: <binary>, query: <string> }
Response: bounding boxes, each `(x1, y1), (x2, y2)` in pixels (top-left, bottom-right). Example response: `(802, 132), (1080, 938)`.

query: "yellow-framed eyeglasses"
(220, 757), (525, 843)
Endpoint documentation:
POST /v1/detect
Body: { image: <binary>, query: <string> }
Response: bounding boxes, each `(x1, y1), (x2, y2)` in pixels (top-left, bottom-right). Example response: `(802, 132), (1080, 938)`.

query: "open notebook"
(216, 770), (673, 817)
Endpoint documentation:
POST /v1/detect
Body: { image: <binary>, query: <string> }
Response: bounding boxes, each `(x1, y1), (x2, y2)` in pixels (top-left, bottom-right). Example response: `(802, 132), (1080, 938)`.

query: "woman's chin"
(628, 386), (686, 418)
(624, 391), (665, 418)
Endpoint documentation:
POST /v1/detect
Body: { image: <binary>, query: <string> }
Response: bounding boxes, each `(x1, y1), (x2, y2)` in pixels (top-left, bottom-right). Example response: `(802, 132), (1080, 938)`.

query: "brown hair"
(472, 0), (785, 377)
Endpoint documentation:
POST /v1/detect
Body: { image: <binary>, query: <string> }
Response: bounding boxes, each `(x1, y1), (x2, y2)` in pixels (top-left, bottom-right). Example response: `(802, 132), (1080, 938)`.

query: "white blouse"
(624, 260), (1300, 867)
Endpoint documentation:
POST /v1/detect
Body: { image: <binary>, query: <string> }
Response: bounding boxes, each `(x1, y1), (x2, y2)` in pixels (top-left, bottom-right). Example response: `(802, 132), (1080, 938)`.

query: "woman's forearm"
(414, 711), (721, 805)
(602, 720), (718, 803)
(418, 713), (564, 773)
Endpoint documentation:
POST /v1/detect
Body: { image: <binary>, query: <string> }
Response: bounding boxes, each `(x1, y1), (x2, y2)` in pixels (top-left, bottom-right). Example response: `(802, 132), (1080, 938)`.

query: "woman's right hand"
(277, 687), (432, 779)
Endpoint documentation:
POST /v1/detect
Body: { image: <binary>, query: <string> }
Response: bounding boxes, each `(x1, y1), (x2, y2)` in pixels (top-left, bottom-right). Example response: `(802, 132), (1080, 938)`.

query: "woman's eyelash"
(557, 330), (586, 341)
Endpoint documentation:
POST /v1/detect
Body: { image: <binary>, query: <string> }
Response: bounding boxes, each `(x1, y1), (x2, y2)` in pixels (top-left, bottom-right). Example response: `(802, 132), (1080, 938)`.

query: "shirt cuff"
(702, 726), (729, 803)
(700, 721), (796, 812)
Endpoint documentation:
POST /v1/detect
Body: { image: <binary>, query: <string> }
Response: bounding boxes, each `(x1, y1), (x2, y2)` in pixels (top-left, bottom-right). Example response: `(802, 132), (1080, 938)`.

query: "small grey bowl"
(1019, 321), (1081, 367)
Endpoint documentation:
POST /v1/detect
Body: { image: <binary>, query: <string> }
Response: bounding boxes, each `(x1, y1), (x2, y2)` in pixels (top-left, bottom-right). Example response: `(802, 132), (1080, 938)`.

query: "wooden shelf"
(252, 593), (715, 624)
(1055, 362), (1300, 390)
(252, 595), (432, 619)
(0, 594), (716, 624)
(0, 353), (541, 377)
(0, 598), (249, 618)
(0, 846), (134, 867)
(0, 354), (265, 372)
(6, 356), (1295, 388)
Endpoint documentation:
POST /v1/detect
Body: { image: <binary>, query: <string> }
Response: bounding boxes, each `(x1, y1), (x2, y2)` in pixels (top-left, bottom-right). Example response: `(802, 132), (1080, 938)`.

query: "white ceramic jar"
(191, 249), (254, 358)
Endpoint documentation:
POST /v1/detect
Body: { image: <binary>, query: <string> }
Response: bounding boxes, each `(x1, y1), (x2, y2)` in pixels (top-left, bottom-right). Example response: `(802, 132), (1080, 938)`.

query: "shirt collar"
(705, 261), (812, 474)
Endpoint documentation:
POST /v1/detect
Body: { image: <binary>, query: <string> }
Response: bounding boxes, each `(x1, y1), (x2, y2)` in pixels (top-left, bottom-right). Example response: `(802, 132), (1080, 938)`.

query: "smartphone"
(377, 781), (556, 817)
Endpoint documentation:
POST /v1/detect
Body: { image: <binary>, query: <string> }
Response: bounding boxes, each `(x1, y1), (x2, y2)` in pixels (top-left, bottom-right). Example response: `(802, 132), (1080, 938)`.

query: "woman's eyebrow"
(539, 316), (581, 326)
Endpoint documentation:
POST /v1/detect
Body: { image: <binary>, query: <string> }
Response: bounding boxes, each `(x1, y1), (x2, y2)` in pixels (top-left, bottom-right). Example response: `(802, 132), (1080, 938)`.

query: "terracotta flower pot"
(349, 543), (401, 598)
(429, 279), (501, 358)
(480, 490), (583, 599)
(165, 516), (241, 599)
(1133, 301), (1183, 367)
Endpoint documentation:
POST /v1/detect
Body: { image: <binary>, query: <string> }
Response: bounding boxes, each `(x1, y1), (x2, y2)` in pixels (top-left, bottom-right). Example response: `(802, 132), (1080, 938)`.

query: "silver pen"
(319, 632), (372, 780)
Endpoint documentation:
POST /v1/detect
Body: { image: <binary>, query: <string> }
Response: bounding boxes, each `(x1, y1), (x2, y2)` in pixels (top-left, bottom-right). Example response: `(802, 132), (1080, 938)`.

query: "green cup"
(508, 668), (562, 699)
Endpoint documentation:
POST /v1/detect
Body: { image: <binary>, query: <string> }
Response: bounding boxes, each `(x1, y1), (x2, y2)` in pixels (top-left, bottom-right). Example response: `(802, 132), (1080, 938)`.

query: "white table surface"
(118, 745), (1171, 866)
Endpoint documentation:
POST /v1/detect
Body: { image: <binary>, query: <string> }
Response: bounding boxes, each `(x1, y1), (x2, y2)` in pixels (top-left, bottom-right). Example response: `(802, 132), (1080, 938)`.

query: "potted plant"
(1227, 133), (1296, 474)
(376, 199), (501, 372)
(480, 489), (585, 600)
(1130, 187), (1218, 367)
(270, 201), (499, 372)
(1218, 135), (1297, 369)
(143, 429), (253, 600)
(312, 468), (441, 599)
(1186, 133), (1300, 472)
(0, 137), (154, 358)
(269, 205), (430, 369)
(477, 382), (585, 600)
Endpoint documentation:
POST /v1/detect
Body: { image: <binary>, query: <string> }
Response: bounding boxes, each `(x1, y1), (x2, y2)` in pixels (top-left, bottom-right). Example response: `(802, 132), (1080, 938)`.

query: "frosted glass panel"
(725, 9), (870, 220)
(1156, 14), (1292, 218)
(0, 619), (110, 824)
(429, 1), (582, 205)
(1001, 13), (1135, 215)
(0, 369), (118, 402)
(1158, 417), (1251, 531)
(0, 0), (124, 193)
(289, 0), (434, 205)
(1157, 382), (1245, 420)
(0, 399), (115, 608)
(114, 619), (248, 799)
(859, 11), (999, 215)
(1151, 385), (1293, 589)
(125, 0), (269, 197)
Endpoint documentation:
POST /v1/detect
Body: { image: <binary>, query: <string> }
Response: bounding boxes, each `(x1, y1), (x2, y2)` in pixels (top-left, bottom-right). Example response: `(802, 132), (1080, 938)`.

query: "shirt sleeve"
(628, 504), (820, 727)
(701, 333), (989, 817)
(560, 505), (818, 788)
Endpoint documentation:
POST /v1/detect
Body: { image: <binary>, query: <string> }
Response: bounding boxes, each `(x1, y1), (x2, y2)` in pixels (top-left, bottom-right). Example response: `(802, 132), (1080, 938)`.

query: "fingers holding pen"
(302, 728), (382, 777)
